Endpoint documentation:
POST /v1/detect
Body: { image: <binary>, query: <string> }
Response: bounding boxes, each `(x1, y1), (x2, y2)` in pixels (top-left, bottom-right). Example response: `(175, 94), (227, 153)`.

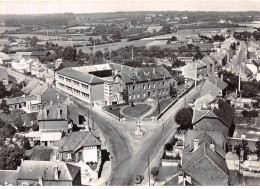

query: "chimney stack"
(215, 78), (218, 87)
(210, 140), (215, 151)
(241, 133), (246, 140)
(38, 177), (43, 186)
(240, 148), (244, 161)
(194, 139), (199, 151)
(221, 74), (223, 81)
(57, 107), (61, 119)
(53, 166), (58, 180)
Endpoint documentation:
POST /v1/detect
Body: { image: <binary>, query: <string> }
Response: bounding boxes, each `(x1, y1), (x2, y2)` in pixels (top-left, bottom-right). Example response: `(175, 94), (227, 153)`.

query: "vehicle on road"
(189, 99), (196, 107)
(134, 175), (144, 184)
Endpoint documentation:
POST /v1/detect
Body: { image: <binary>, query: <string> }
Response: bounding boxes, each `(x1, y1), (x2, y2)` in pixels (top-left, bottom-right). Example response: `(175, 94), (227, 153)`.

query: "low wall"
(243, 172), (260, 177)
(162, 159), (179, 167)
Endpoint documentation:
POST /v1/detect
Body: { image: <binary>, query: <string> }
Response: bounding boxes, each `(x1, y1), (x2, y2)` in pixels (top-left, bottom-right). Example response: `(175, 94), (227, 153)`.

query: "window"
(163, 82), (165, 86)
(218, 91), (222, 95)
(137, 94), (140, 98)
(59, 76), (64, 80)
(148, 84), (150, 89)
(67, 153), (72, 160)
(153, 83), (156, 88)
(143, 85), (145, 89)
(82, 84), (89, 89)
(129, 95), (131, 100)
(153, 91), (156, 96)
(81, 92), (89, 98)
(133, 94), (135, 99)
(132, 77), (136, 82)
(144, 93), (146, 97)
(133, 86), (135, 91)
(65, 78), (71, 83)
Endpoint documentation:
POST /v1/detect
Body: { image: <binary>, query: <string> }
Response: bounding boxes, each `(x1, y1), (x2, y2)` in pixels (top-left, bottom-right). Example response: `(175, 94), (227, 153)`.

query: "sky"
(1, 0), (260, 15)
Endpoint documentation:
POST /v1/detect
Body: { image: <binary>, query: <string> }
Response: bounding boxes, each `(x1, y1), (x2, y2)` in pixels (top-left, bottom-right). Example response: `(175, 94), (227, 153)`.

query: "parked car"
(134, 175), (144, 184)
(189, 99), (195, 107)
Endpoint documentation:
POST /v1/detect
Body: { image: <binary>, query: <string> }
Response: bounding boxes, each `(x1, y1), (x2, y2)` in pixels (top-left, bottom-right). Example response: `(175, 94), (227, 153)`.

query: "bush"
(165, 143), (173, 151)
(131, 101), (134, 107)
(32, 123), (39, 131)
(151, 167), (159, 177)
(242, 110), (258, 117)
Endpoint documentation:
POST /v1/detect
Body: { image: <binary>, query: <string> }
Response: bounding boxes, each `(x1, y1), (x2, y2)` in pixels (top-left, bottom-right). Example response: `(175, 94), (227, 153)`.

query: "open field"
(76, 38), (152, 53)
(0, 27), (20, 34)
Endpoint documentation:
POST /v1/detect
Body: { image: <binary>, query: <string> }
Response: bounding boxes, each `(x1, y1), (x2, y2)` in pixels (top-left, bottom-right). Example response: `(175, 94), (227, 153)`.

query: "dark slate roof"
(58, 131), (101, 152)
(182, 143), (229, 181)
(40, 86), (61, 103)
(26, 146), (54, 161)
(208, 75), (228, 90)
(118, 66), (171, 84)
(184, 130), (227, 150)
(6, 95), (37, 105)
(57, 67), (105, 84)
(0, 170), (18, 186)
(31, 51), (50, 56)
(22, 80), (39, 94)
(17, 160), (80, 181)
(192, 98), (235, 128)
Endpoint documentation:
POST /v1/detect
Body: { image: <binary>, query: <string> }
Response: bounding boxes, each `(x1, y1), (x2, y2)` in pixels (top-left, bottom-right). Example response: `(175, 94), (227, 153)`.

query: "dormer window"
(162, 73), (165, 78)
(132, 77), (136, 83)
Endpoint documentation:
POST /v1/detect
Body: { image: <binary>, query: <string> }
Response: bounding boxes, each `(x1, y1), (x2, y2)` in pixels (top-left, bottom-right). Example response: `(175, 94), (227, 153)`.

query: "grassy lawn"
(105, 107), (121, 118)
(122, 104), (151, 118)
(145, 98), (175, 118)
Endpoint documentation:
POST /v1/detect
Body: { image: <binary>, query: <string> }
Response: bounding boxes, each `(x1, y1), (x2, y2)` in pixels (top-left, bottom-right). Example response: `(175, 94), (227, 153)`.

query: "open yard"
(122, 104), (152, 118)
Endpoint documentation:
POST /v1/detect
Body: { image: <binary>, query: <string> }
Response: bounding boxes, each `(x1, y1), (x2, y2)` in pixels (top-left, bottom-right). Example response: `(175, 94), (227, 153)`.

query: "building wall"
(39, 120), (68, 132)
(127, 79), (171, 102)
(82, 146), (99, 163)
(184, 156), (229, 186)
(56, 73), (104, 104)
(193, 118), (230, 137)
(104, 82), (124, 105)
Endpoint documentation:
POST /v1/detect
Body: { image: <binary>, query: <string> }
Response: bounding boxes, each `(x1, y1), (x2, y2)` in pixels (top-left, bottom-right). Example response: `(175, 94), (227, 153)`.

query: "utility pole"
(147, 156), (150, 186)
(238, 66), (241, 93)
(195, 62), (197, 87)
(132, 48), (134, 61)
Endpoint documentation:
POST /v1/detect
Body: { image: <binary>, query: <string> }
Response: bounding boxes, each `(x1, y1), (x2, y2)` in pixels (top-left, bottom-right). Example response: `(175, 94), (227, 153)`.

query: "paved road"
(70, 84), (200, 186)
(228, 41), (247, 75)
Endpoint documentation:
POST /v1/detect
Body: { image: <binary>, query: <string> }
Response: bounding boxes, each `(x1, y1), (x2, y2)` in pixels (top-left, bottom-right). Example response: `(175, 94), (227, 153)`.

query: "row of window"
(129, 89), (169, 100)
(58, 83), (90, 98)
(129, 81), (167, 91)
(58, 75), (89, 89)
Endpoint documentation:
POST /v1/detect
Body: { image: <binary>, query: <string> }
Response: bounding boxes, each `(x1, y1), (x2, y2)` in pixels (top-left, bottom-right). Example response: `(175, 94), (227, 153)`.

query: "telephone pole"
(238, 66), (241, 92)
(147, 156), (150, 186)
(195, 62), (197, 87)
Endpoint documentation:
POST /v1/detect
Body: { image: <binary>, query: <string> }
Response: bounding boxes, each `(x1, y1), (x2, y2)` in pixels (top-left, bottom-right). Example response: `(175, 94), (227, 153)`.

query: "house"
(17, 160), (81, 186)
(181, 61), (207, 81)
(56, 67), (105, 104)
(199, 75), (228, 97)
(111, 63), (174, 103)
(177, 57), (194, 64)
(6, 95), (38, 112)
(40, 129), (63, 148)
(0, 170), (18, 186)
(21, 112), (38, 127)
(31, 64), (55, 84)
(194, 93), (215, 110)
(31, 51), (51, 58)
(58, 131), (101, 163)
(0, 68), (9, 85)
(226, 152), (239, 171)
(192, 98), (235, 137)
(104, 80), (124, 105)
(11, 57), (28, 73)
(37, 101), (79, 132)
(234, 98), (257, 110)
(182, 131), (229, 186)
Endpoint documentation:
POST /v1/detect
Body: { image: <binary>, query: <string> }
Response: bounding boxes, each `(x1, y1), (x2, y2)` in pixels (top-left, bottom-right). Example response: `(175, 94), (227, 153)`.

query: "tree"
(104, 51), (110, 60)
(32, 123), (39, 131)
(0, 145), (25, 170)
(255, 141), (260, 160)
(169, 83), (177, 97)
(77, 49), (85, 60)
(2, 45), (10, 54)
(235, 140), (250, 160)
(0, 81), (7, 98)
(14, 117), (25, 132)
(21, 137), (31, 150)
(0, 99), (10, 114)
(95, 51), (103, 59)
(170, 36), (177, 41)
(151, 167), (159, 177)
(62, 46), (76, 61)
(175, 108), (193, 128)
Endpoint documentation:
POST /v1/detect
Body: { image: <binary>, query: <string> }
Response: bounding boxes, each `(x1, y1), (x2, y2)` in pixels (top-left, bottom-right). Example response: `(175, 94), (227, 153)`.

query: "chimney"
(210, 140), (215, 151)
(50, 101), (53, 105)
(221, 74), (223, 81)
(57, 107), (61, 119)
(215, 78), (218, 87)
(194, 139), (199, 151)
(215, 103), (219, 109)
(240, 148), (244, 161)
(38, 177), (43, 186)
(178, 173), (184, 184)
(153, 67), (156, 74)
(210, 103), (215, 109)
(241, 134), (246, 140)
(53, 166), (58, 180)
